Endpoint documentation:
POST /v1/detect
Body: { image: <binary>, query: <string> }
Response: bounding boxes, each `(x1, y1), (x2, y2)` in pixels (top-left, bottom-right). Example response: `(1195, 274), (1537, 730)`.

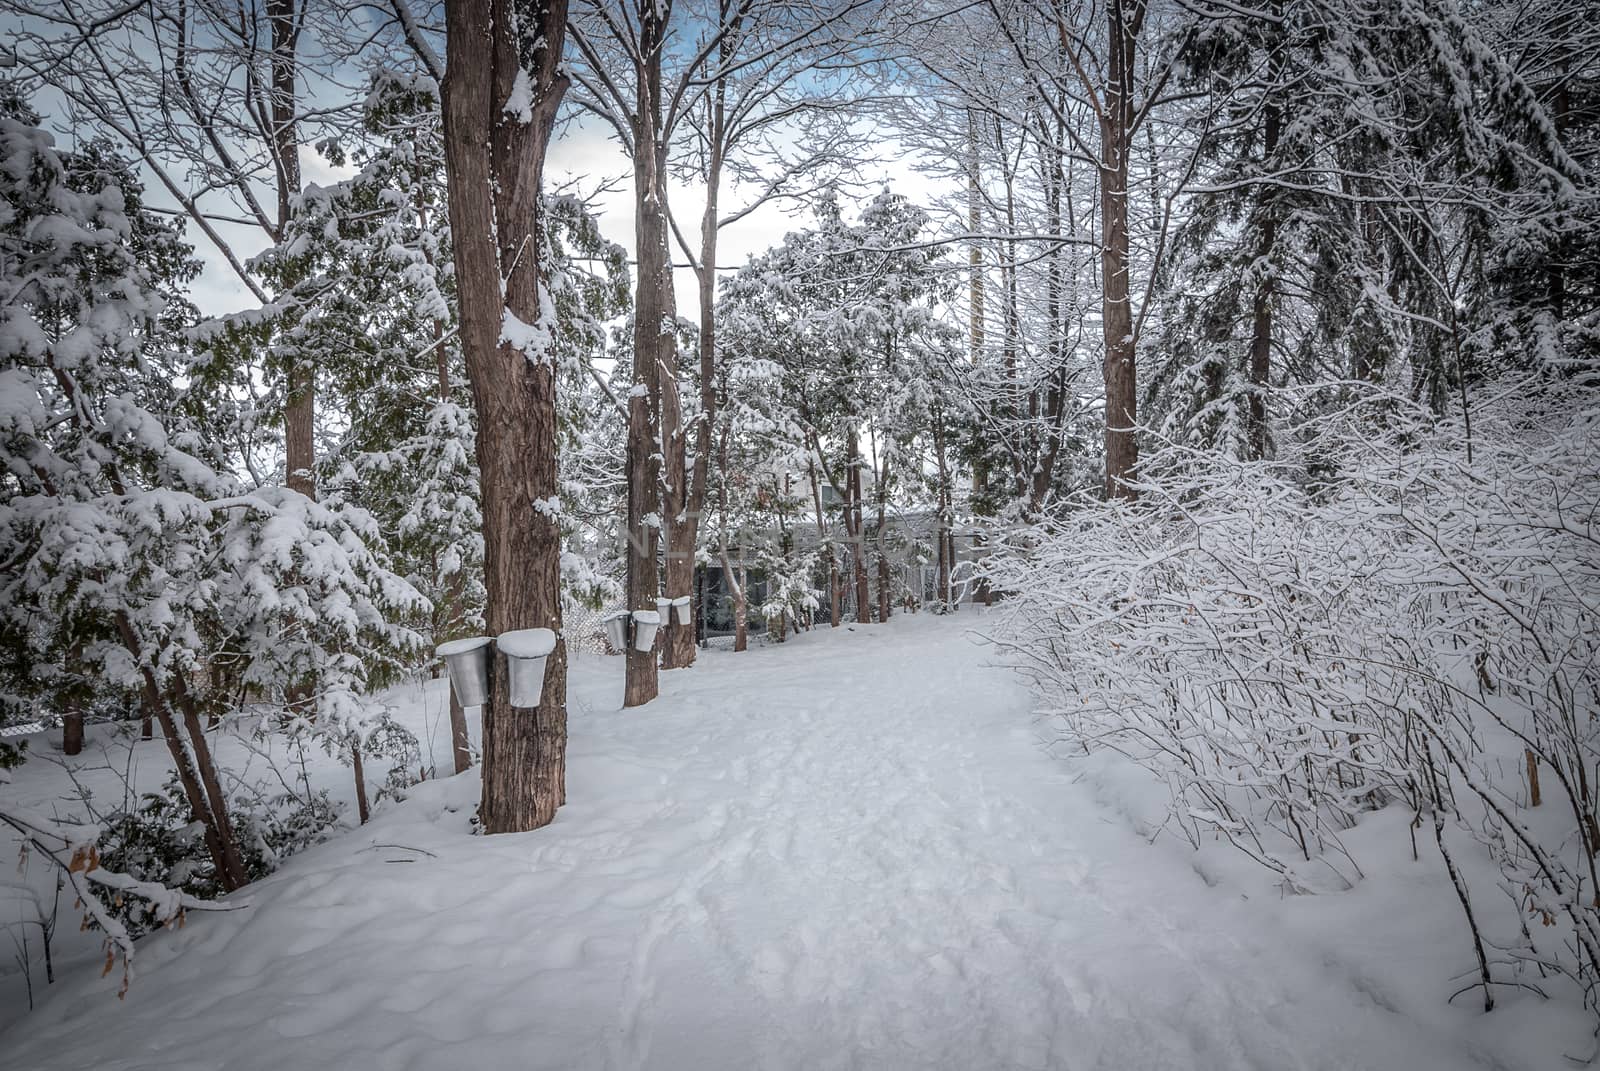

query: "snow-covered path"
(7, 617), (1498, 1069)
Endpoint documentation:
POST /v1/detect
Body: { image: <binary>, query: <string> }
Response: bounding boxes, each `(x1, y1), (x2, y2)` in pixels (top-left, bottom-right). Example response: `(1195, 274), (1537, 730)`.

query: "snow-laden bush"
(91, 771), (338, 938)
(988, 380), (1600, 1011)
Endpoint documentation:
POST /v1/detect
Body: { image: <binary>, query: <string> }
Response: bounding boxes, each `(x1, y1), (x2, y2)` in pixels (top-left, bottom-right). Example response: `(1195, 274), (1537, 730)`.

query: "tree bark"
(807, 461), (839, 627)
(732, 562), (748, 652)
(968, 107), (985, 360)
(638, 0), (691, 673)
(271, 0), (314, 503)
(715, 422), (747, 654)
(442, 0), (571, 832)
(848, 434), (871, 623)
(623, 0), (676, 701)
(668, 43), (737, 672)
(1100, 0), (1139, 499)
(933, 416), (952, 609)
(1246, 1), (1282, 462)
(62, 697), (83, 757)
(624, 386), (661, 705)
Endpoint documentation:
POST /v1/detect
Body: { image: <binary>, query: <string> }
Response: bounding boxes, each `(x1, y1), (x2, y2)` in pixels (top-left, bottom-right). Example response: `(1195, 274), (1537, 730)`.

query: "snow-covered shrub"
(758, 544), (821, 638)
(989, 379), (1600, 1010)
(92, 771), (339, 937)
(1, 801), (243, 993)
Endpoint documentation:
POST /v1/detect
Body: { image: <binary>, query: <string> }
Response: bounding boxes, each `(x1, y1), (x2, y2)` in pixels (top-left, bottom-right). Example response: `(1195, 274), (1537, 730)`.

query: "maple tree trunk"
(623, 1), (677, 701)
(1100, 0), (1138, 500)
(271, 0), (320, 732)
(934, 419), (952, 608)
(624, 383), (660, 706)
(733, 561), (748, 652)
(807, 462), (839, 627)
(442, 0), (570, 831)
(1246, 6), (1282, 462)
(62, 700), (83, 757)
(847, 433), (870, 623)
(644, 0), (693, 674)
(660, 345), (694, 669)
(273, 0), (314, 505)
(968, 108), (984, 359)
(874, 447), (890, 621)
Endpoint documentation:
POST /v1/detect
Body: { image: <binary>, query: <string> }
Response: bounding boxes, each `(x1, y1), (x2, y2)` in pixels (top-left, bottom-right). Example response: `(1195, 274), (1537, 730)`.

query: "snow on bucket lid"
(497, 627), (557, 659)
(437, 635), (492, 658)
(631, 609), (661, 624)
(670, 595), (691, 606)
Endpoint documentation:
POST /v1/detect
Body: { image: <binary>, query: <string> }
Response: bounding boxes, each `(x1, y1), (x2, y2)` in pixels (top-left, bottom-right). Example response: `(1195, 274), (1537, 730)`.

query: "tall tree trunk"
(1246, 2), (1282, 462)
(1101, 0), (1138, 499)
(646, 0), (692, 673)
(873, 442), (890, 622)
(715, 424), (747, 653)
(933, 416), (952, 609)
(847, 432), (870, 623)
(672, 22), (738, 670)
(624, 1), (674, 702)
(807, 461), (839, 627)
(270, 0), (319, 734)
(442, 0), (571, 832)
(272, 0), (312, 501)
(968, 107), (984, 360)
(659, 318), (693, 669)
(61, 640), (84, 755)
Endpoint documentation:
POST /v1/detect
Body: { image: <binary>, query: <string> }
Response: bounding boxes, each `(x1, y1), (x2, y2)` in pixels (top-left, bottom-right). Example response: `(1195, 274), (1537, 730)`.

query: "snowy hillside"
(3, 618), (1587, 1069)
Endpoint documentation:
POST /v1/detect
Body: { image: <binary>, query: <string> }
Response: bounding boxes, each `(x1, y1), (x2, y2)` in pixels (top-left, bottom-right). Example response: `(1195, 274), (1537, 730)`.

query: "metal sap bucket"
(497, 627), (556, 708)
(437, 636), (493, 707)
(670, 595), (692, 625)
(602, 611), (630, 653)
(631, 609), (661, 652)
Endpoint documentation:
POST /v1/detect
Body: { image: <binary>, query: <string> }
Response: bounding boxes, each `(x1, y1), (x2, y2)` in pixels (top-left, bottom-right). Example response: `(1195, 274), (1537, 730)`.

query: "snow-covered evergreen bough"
(987, 380), (1600, 1016)
(0, 100), (424, 985)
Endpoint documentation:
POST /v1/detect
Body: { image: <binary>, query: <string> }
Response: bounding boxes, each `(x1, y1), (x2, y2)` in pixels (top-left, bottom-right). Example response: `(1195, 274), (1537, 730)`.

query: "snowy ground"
(2, 615), (1588, 1069)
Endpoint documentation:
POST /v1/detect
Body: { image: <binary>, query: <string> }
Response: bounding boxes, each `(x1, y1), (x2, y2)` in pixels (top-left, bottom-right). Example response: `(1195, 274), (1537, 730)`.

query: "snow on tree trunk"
(441, 0), (571, 832)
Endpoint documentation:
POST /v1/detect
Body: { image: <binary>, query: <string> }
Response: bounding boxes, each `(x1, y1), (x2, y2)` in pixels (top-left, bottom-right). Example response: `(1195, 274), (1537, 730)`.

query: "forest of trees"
(1, 0), (1597, 1028)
